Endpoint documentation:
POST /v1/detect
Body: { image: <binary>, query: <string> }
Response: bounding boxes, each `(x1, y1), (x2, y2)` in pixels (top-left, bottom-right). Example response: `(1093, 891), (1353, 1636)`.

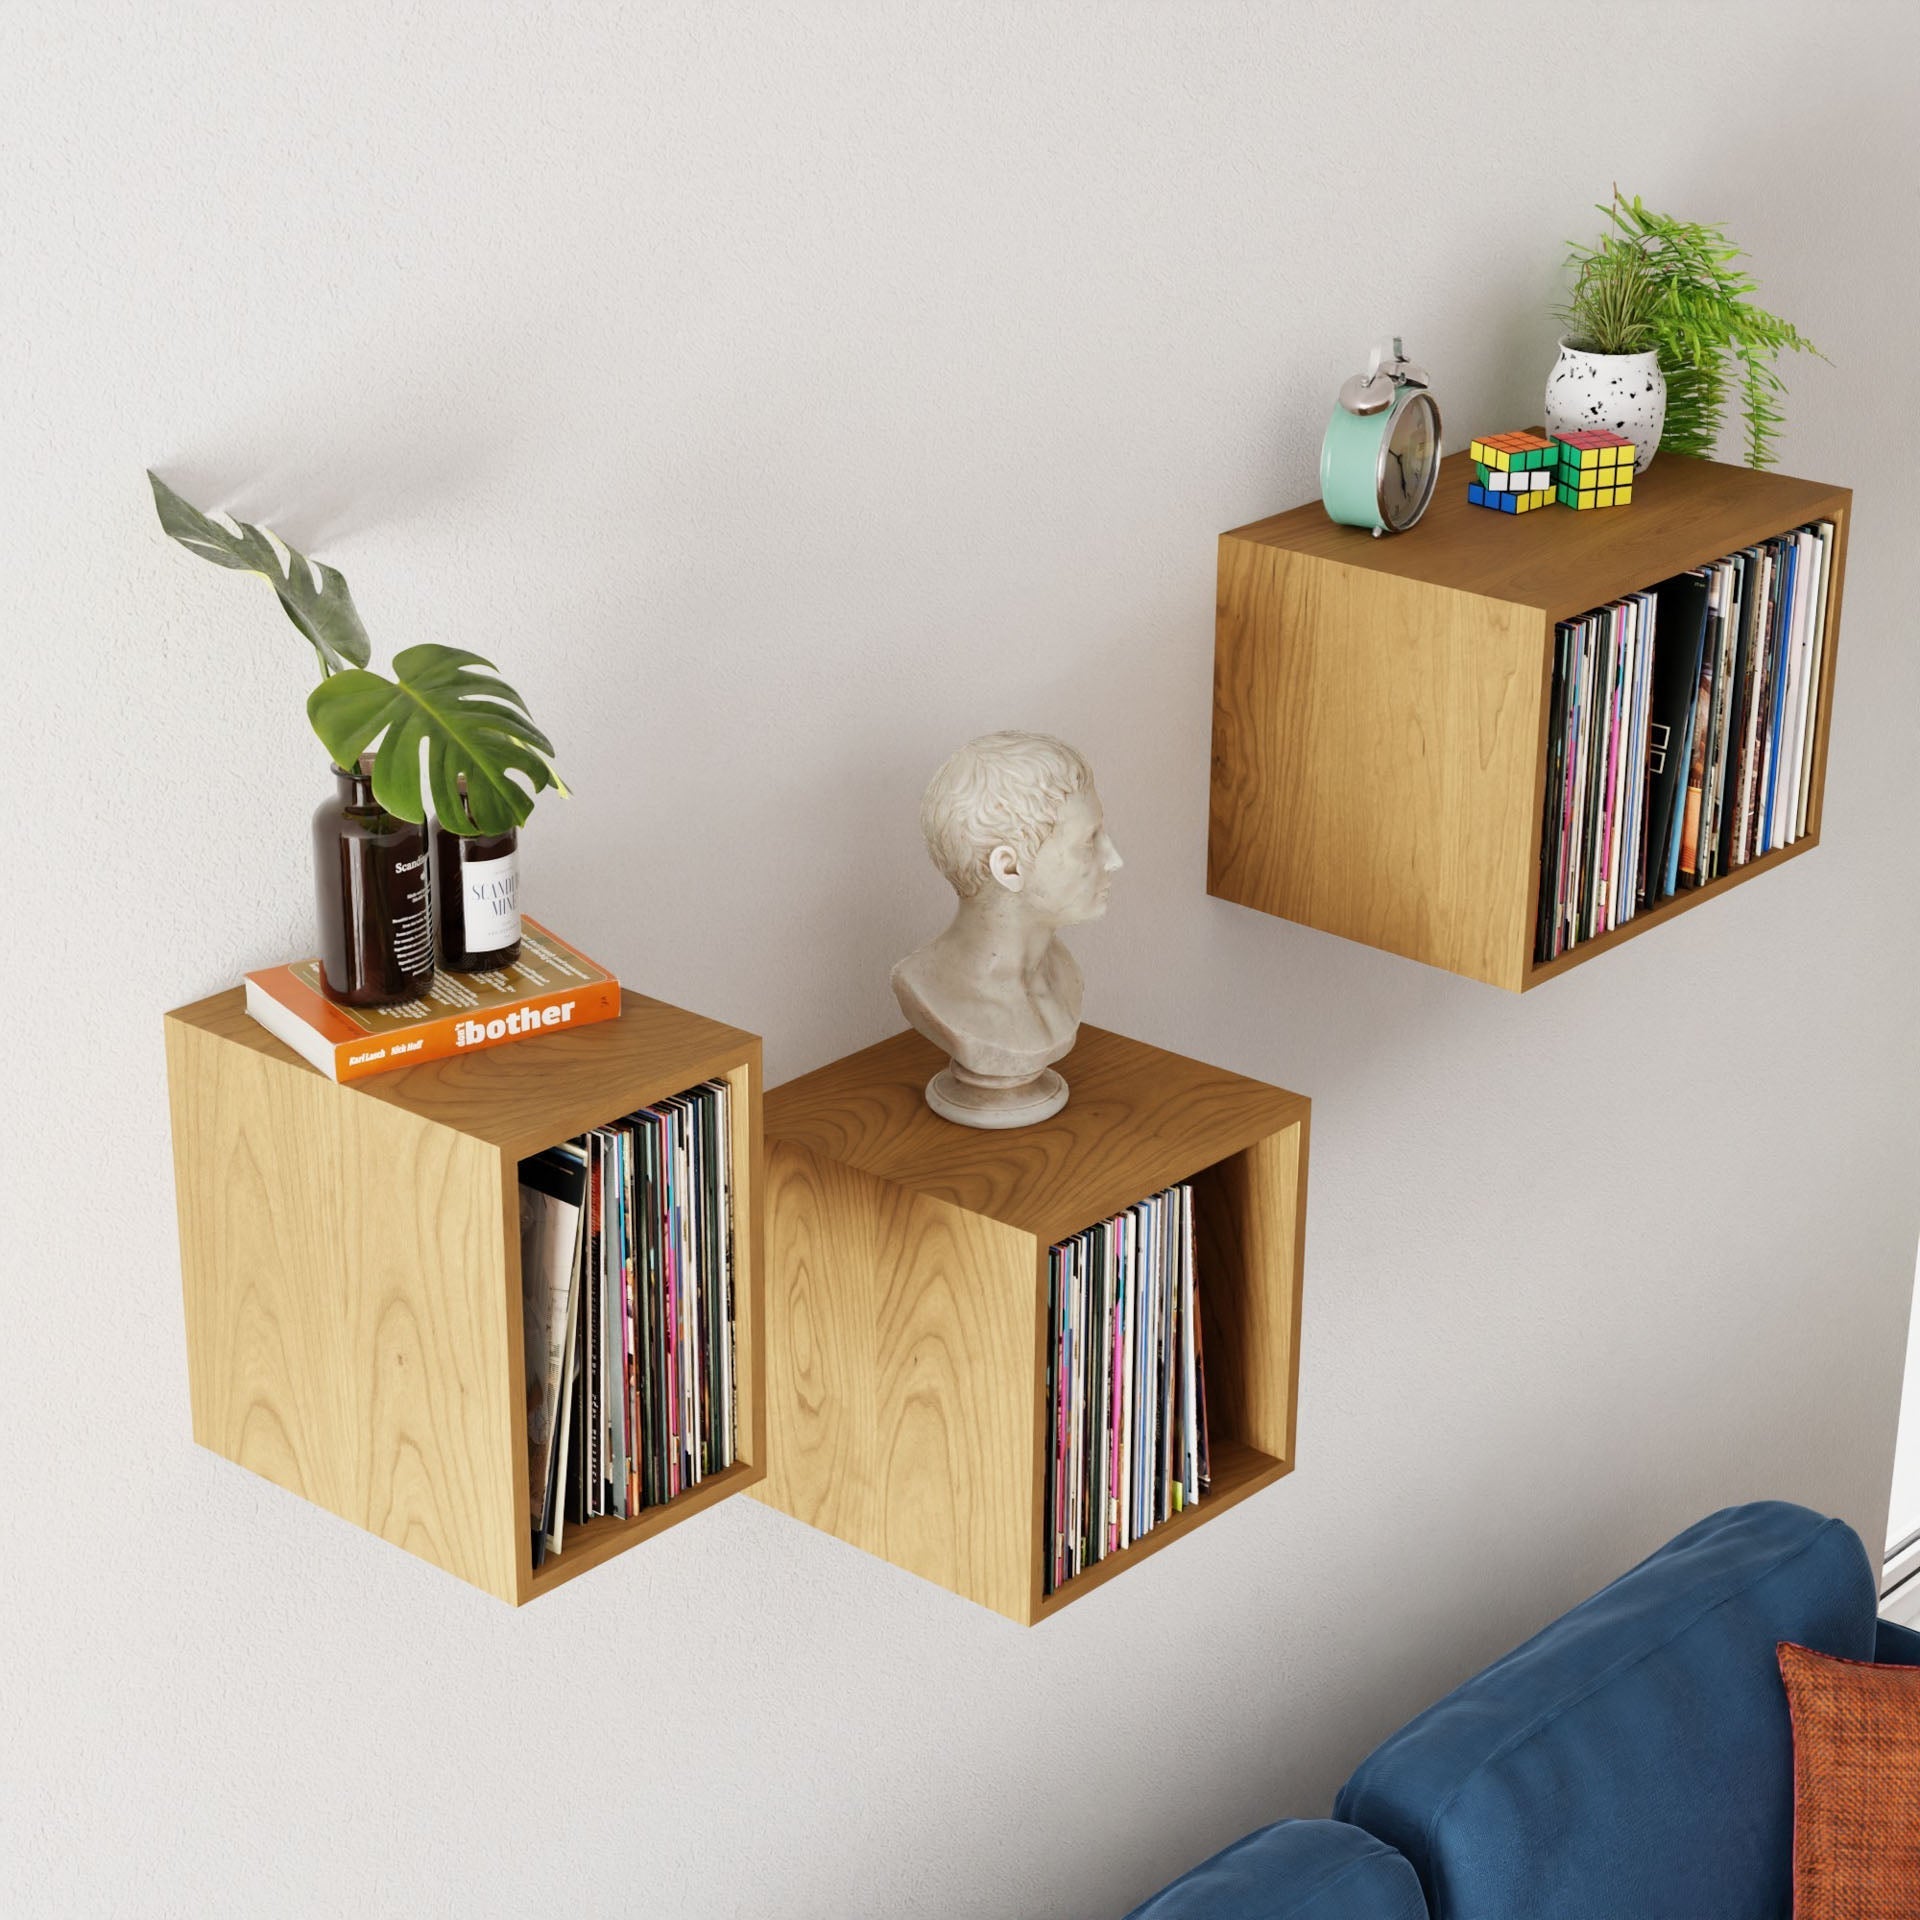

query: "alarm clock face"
(1380, 391), (1441, 531)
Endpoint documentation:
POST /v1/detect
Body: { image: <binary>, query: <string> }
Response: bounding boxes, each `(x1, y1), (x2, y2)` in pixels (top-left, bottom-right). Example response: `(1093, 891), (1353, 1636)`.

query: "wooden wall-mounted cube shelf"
(752, 1025), (1309, 1625)
(1208, 448), (1852, 990)
(164, 987), (765, 1604)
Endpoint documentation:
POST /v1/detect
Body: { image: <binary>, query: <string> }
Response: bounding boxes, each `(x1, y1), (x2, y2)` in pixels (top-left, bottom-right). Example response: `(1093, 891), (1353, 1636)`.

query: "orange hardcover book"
(244, 918), (620, 1083)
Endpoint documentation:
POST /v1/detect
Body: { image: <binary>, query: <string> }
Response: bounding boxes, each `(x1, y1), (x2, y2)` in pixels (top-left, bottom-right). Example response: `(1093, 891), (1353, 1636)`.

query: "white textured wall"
(7, 5), (1919, 1915)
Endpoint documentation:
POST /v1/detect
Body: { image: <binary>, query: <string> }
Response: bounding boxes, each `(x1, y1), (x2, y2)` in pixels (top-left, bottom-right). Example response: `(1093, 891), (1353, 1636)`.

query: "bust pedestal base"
(924, 1060), (1068, 1130)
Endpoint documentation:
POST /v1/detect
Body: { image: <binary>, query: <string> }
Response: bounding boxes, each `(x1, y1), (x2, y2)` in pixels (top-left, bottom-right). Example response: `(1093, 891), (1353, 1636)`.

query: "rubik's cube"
(1467, 431), (1559, 514)
(1470, 431), (1558, 475)
(1552, 429), (1636, 509)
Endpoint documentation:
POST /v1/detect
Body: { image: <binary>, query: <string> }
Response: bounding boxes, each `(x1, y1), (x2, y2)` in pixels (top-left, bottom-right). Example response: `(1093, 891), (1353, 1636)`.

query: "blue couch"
(1130, 1502), (1920, 1919)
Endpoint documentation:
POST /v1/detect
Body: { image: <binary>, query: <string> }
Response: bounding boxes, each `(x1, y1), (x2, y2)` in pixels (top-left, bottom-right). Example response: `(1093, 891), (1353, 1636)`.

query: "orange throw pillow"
(1777, 1641), (1920, 1916)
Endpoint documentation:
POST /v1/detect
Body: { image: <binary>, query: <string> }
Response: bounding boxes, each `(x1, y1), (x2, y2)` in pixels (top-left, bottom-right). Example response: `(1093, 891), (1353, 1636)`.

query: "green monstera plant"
(149, 471), (565, 834)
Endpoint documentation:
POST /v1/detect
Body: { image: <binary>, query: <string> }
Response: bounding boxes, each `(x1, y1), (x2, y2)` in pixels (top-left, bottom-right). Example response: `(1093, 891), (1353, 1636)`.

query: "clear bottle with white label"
(434, 776), (523, 972)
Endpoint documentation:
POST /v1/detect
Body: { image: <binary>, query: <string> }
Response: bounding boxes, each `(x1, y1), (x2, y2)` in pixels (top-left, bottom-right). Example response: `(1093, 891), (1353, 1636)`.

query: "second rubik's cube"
(1468, 432), (1556, 513)
(1554, 429), (1636, 509)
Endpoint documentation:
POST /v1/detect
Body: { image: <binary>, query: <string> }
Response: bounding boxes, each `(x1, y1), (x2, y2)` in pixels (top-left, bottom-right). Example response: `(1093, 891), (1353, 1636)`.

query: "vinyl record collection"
(516, 1078), (737, 1569)
(1536, 520), (1838, 961)
(1044, 1181), (1210, 1596)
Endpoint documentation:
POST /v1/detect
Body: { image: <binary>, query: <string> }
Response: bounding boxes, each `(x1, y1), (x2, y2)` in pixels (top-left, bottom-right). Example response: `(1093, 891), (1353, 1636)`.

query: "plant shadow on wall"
(150, 320), (558, 555)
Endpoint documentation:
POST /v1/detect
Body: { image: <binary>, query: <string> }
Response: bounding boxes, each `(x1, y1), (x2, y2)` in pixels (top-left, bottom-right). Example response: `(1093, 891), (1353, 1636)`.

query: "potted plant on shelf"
(149, 472), (566, 1004)
(1546, 189), (1822, 473)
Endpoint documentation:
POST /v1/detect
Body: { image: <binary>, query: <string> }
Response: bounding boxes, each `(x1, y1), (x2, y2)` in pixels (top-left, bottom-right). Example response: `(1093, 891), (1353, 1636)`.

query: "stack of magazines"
(1537, 520), (1838, 962)
(517, 1079), (736, 1567)
(1043, 1182), (1209, 1597)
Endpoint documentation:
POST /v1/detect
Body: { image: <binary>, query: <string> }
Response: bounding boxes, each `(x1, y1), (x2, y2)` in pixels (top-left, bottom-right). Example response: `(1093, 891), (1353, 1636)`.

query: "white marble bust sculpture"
(892, 730), (1123, 1128)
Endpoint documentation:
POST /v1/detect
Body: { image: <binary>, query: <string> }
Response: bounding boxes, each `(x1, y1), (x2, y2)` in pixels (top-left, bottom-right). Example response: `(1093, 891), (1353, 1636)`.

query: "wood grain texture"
(764, 1025), (1308, 1248)
(1210, 449), (1853, 990)
(756, 1026), (1309, 1623)
(756, 1139), (1037, 1620)
(1210, 538), (1547, 988)
(164, 985), (766, 1603)
(1226, 447), (1850, 622)
(167, 1011), (521, 1600)
(1193, 1119), (1307, 1463)
(173, 986), (759, 1160)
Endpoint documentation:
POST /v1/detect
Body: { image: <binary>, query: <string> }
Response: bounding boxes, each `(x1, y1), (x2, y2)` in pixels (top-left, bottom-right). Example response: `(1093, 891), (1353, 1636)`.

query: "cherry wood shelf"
(1208, 448), (1852, 990)
(164, 986), (766, 1604)
(752, 1024), (1309, 1624)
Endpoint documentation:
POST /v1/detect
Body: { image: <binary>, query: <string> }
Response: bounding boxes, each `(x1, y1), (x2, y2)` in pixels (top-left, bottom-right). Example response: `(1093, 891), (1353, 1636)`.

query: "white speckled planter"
(1543, 340), (1666, 473)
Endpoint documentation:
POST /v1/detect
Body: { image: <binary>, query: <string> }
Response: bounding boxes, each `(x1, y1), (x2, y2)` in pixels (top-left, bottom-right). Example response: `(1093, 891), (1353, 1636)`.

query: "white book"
(520, 1145), (586, 1555)
(1774, 532), (1817, 847)
(518, 1173), (577, 1518)
(1794, 529), (1823, 841)
(1795, 523), (1835, 840)
(547, 1304), (582, 1556)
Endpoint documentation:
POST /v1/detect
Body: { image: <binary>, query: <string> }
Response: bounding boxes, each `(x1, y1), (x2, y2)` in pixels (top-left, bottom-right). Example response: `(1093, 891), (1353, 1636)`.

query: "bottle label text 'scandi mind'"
(460, 851), (522, 951)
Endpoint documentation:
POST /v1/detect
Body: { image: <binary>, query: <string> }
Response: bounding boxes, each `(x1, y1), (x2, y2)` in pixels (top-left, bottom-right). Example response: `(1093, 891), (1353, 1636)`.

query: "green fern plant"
(1560, 190), (1822, 468)
(1560, 241), (1661, 358)
(149, 472), (565, 834)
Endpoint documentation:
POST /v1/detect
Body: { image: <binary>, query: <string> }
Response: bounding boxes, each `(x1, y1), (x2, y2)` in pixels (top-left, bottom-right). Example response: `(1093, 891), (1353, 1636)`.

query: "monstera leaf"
(307, 645), (567, 835)
(148, 471), (371, 674)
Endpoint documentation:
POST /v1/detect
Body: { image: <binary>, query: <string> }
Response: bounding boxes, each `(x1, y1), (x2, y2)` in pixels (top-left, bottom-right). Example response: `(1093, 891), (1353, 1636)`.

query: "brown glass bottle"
(312, 758), (436, 1005)
(434, 776), (522, 972)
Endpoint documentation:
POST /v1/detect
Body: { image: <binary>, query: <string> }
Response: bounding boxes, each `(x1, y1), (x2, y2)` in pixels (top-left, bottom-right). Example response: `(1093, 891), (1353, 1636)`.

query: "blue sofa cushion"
(1126, 1819), (1428, 1920)
(1334, 1501), (1877, 1920)
(1878, 1616), (1920, 1668)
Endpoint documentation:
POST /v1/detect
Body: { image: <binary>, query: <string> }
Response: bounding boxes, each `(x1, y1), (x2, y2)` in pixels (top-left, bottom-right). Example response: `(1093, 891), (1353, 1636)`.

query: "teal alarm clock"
(1320, 337), (1441, 536)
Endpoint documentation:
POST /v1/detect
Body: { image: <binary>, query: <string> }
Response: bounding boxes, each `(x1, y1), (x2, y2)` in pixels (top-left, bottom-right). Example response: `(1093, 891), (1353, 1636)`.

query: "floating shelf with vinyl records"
(1208, 448), (1851, 991)
(164, 986), (765, 1604)
(750, 1024), (1309, 1626)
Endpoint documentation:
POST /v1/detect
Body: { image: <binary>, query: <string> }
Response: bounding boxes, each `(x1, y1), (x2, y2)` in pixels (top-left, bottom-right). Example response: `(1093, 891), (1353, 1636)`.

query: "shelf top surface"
(766, 1025), (1308, 1245)
(1224, 448), (1849, 617)
(166, 986), (758, 1153)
